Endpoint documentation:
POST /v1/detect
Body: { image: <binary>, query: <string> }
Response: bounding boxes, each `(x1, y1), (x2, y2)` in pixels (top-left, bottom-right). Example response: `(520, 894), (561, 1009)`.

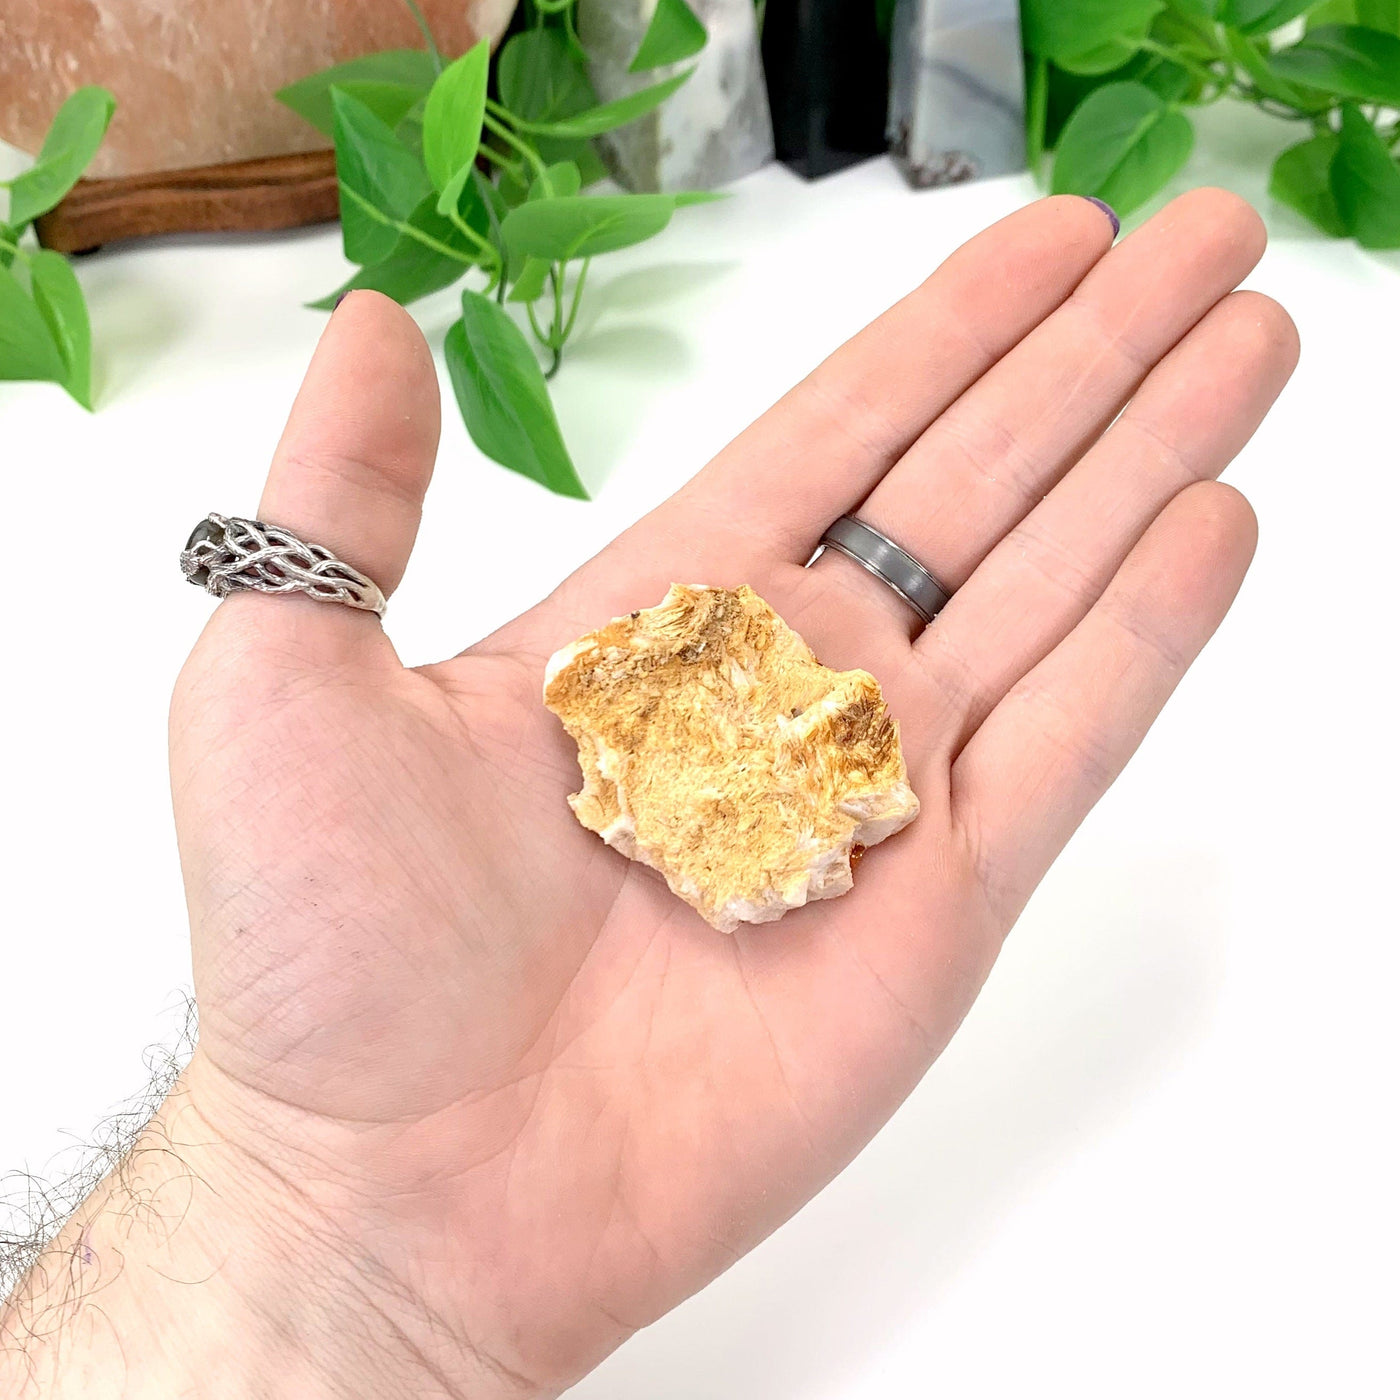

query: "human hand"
(4, 190), (1297, 1398)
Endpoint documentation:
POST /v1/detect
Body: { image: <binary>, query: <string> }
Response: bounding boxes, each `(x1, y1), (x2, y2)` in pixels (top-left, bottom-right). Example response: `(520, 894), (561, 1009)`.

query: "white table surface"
(3, 102), (1397, 1397)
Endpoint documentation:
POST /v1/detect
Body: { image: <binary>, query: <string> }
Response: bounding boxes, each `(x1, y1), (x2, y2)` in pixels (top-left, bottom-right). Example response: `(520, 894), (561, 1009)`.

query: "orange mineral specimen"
(0, 0), (514, 179)
(544, 585), (919, 932)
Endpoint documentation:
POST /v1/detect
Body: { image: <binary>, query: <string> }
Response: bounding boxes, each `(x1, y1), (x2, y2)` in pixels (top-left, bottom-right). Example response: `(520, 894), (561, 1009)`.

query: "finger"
(252, 290), (441, 625)
(562, 198), (1117, 604)
(918, 289), (1297, 756)
(810, 188), (1266, 636)
(951, 481), (1257, 925)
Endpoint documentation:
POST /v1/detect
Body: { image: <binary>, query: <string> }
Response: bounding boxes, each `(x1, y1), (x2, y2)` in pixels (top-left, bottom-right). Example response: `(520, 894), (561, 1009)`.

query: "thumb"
(198, 289), (442, 666)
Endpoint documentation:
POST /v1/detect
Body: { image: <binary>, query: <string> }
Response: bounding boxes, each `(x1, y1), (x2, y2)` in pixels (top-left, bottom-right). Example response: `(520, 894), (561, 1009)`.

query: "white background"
(2, 101), (1397, 1396)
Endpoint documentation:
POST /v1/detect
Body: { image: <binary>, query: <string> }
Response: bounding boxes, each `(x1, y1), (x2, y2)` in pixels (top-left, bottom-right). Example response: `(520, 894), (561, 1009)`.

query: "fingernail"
(1082, 196), (1120, 238)
(333, 290), (352, 310)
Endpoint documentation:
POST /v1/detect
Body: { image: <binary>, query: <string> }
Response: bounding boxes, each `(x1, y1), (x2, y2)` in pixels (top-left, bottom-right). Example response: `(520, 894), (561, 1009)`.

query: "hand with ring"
(4, 191), (1298, 1398)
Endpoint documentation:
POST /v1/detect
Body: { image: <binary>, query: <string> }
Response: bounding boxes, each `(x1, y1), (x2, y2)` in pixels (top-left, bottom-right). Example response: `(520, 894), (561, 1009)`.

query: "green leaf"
(502, 192), (683, 262)
(510, 69), (694, 139)
(1051, 81), (1194, 214)
(6, 87), (116, 230)
(396, 93), (429, 153)
(1139, 56), (1195, 102)
(507, 258), (552, 303)
(1226, 29), (1336, 108)
(327, 80), (428, 133)
(277, 51), (438, 138)
(497, 29), (597, 122)
(531, 161), (583, 200)
(1309, 0), (1400, 30)
(629, 0), (708, 71)
(331, 88), (432, 265)
(1021, 0), (1164, 72)
(401, 0), (445, 72)
(0, 263), (66, 385)
(1221, 0), (1322, 33)
(1270, 24), (1400, 105)
(28, 249), (92, 407)
(1269, 131), (1347, 234)
(1331, 103), (1400, 247)
(1358, 0), (1400, 28)
(445, 291), (588, 498)
(310, 191), (483, 309)
(423, 40), (491, 194)
(1026, 55), (1049, 172)
(1167, 0), (1222, 16)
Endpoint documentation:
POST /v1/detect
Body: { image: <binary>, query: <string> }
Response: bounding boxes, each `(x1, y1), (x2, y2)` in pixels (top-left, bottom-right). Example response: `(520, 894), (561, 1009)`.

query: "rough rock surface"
(0, 0), (514, 179)
(544, 585), (919, 932)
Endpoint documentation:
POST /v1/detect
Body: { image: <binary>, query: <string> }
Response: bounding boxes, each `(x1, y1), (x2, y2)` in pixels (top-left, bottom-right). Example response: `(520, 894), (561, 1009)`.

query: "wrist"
(1, 1053), (546, 1400)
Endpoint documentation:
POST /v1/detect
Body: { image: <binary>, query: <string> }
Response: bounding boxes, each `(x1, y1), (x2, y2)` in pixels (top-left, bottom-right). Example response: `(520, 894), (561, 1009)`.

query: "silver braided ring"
(816, 515), (952, 625)
(180, 514), (387, 618)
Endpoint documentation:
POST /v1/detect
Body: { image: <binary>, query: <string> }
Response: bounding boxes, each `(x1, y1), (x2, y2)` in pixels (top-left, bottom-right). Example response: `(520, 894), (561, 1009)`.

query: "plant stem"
(484, 110), (549, 181)
(476, 143), (527, 182)
(401, 0), (444, 73)
(470, 168), (511, 303)
(0, 234), (31, 263)
(548, 263), (566, 344)
(1229, 84), (1318, 121)
(339, 184), (479, 264)
(526, 300), (550, 345)
(442, 197), (502, 273)
(1137, 37), (1225, 95)
(560, 258), (590, 345)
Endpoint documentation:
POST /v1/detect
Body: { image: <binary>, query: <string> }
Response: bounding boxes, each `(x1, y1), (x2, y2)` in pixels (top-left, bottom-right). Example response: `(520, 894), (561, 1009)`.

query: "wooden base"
(34, 150), (339, 254)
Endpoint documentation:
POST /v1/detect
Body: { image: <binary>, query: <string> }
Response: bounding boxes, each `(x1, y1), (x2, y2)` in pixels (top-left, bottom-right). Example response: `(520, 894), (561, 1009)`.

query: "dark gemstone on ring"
(186, 518), (225, 551)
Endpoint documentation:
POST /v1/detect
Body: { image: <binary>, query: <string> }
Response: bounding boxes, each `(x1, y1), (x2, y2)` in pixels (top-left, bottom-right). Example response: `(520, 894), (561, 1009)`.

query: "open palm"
(169, 191), (1296, 1396)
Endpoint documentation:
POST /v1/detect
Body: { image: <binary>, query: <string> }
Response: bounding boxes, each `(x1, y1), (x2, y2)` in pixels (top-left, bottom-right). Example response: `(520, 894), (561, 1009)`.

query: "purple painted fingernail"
(1082, 196), (1120, 238)
(333, 290), (352, 310)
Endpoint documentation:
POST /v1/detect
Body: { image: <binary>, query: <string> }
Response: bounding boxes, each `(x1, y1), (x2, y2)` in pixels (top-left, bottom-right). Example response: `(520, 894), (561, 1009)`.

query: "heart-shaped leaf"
(7, 87), (116, 229)
(331, 88), (432, 266)
(1221, 0), (1320, 35)
(1269, 131), (1347, 235)
(510, 70), (694, 139)
(629, 0), (708, 71)
(445, 291), (588, 498)
(29, 249), (93, 407)
(1021, 0), (1164, 72)
(1270, 24), (1400, 106)
(311, 190), (484, 309)
(0, 263), (66, 385)
(423, 40), (491, 194)
(277, 51), (438, 137)
(1052, 81), (1194, 214)
(497, 29), (597, 122)
(502, 193), (679, 263)
(1330, 103), (1400, 247)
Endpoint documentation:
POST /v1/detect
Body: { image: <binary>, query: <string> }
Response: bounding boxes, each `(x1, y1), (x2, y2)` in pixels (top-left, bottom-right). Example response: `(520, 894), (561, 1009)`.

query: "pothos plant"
(0, 87), (115, 409)
(1023, 0), (1400, 249)
(278, 0), (714, 500)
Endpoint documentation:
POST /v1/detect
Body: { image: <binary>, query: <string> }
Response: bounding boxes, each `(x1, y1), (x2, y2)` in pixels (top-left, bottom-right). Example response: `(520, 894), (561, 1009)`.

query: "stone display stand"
(35, 152), (338, 254)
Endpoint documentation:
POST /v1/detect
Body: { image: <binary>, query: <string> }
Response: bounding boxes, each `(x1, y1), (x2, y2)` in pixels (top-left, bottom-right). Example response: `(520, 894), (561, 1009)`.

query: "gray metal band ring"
(816, 515), (952, 625)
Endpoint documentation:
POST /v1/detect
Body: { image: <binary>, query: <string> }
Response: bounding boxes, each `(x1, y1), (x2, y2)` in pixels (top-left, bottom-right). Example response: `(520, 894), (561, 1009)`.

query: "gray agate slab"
(888, 0), (1026, 188)
(576, 0), (774, 192)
